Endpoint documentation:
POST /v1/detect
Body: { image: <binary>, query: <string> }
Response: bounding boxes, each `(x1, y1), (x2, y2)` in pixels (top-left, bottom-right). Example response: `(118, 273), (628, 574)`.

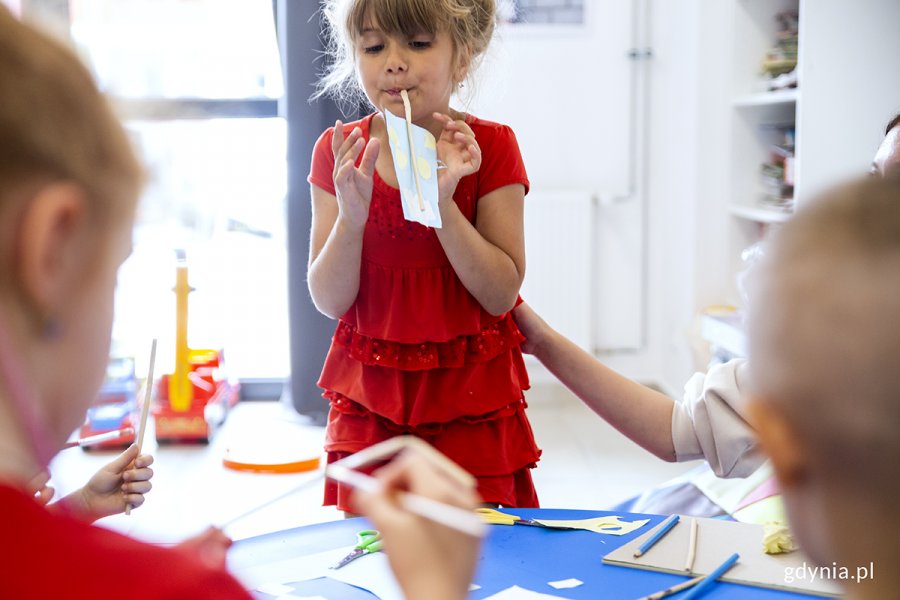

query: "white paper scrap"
(548, 578), (583, 589)
(482, 585), (568, 599)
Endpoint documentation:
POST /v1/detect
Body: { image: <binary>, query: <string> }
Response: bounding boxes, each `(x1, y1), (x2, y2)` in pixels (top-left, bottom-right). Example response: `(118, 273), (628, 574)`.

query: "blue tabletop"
(228, 508), (820, 599)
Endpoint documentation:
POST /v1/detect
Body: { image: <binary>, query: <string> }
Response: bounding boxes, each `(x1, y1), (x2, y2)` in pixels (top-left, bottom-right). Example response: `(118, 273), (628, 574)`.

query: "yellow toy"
(153, 251), (239, 443)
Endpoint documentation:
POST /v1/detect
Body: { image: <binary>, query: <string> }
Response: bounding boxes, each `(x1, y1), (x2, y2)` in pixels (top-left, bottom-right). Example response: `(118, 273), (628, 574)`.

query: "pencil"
(634, 514), (680, 558)
(326, 463), (486, 538)
(126, 338), (156, 515)
(679, 552), (740, 600)
(685, 517), (699, 572)
(637, 575), (704, 600)
(61, 427), (135, 449)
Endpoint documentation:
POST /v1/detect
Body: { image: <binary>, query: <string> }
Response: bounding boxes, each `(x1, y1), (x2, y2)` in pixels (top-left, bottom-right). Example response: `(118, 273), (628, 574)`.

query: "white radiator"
(520, 190), (595, 352)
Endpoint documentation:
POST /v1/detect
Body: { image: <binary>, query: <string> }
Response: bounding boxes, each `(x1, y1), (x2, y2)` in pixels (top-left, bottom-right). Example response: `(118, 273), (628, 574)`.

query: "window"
(27, 0), (289, 386)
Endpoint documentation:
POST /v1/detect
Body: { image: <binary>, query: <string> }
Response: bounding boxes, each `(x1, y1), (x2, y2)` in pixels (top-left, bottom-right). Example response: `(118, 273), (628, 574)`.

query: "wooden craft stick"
(679, 552), (740, 600)
(638, 575), (704, 600)
(399, 89), (426, 211)
(126, 338), (157, 515)
(326, 463), (485, 538)
(685, 517), (699, 572)
(634, 514), (680, 557)
(135, 338), (157, 452)
(61, 427), (135, 449)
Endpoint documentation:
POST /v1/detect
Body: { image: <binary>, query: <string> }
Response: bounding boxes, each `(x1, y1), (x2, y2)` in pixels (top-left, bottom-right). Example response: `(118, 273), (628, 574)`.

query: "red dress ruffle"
(309, 113), (540, 510)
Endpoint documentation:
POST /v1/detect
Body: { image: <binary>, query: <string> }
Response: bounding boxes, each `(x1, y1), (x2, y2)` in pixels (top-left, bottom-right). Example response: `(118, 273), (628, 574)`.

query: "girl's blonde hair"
(0, 7), (143, 236)
(315, 0), (496, 111)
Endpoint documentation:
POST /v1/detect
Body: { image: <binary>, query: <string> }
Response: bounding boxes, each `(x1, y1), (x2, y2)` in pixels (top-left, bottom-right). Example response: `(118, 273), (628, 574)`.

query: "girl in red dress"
(308, 0), (541, 511)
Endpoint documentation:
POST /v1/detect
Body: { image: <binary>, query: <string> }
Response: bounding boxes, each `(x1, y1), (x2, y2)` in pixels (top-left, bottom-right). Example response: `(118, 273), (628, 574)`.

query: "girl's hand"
(332, 120), (380, 232)
(27, 469), (55, 506)
(353, 448), (481, 600)
(512, 302), (551, 356)
(58, 444), (154, 522)
(433, 112), (482, 203)
(175, 526), (234, 570)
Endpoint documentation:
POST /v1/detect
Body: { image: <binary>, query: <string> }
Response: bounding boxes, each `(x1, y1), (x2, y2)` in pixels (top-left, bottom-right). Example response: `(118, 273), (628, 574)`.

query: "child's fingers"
(432, 112), (452, 126)
(331, 120), (345, 156)
(124, 491), (146, 510)
(358, 138), (381, 177)
(123, 465), (154, 483)
(34, 484), (55, 506)
(335, 127), (363, 163)
(134, 453), (154, 469)
(107, 444), (140, 473)
(123, 479), (152, 496)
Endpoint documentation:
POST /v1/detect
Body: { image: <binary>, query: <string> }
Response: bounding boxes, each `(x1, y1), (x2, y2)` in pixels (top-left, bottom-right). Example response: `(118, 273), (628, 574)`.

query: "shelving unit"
(699, 0), (900, 359)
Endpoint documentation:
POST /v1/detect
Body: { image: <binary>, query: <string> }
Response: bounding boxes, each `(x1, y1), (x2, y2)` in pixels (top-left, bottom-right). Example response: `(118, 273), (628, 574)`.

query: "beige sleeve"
(670, 358), (764, 478)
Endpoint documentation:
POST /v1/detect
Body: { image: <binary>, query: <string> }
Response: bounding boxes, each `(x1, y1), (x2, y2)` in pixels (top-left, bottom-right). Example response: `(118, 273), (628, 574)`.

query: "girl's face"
(354, 21), (465, 130)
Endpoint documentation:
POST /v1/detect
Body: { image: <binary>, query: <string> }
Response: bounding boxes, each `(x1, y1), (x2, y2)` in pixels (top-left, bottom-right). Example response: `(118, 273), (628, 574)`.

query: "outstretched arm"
(514, 302), (677, 461)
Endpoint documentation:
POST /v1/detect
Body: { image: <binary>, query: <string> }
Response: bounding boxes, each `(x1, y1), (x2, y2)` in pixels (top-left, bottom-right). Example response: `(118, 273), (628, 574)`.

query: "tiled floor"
(49, 380), (700, 544)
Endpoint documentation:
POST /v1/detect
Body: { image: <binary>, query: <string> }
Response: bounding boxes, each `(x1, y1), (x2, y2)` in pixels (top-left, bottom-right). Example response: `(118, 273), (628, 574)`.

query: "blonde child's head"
(0, 6), (143, 465)
(747, 177), (900, 584)
(316, 0), (497, 110)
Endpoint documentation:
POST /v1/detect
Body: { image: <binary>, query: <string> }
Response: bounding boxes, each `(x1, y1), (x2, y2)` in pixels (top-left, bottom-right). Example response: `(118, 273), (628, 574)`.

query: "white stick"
(136, 338), (157, 452)
(326, 463), (486, 538)
(399, 90), (426, 212)
(127, 338), (157, 515)
(685, 517), (698, 572)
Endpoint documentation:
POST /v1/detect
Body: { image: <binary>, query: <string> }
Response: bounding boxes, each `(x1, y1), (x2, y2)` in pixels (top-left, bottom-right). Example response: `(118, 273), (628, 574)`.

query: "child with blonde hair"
(308, 0), (541, 510)
(0, 7), (249, 596)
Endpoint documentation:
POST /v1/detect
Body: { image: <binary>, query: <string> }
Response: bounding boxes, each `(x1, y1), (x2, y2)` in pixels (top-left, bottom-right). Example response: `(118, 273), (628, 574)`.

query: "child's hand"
(353, 448), (481, 600)
(27, 469), (55, 506)
(433, 112), (482, 203)
(175, 526), (234, 570)
(332, 120), (380, 232)
(56, 444), (154, 522)
(512, 302), (550, 356)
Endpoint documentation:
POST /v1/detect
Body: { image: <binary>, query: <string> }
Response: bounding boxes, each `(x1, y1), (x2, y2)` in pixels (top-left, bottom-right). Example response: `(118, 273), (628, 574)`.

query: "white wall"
(796, 0), (900, 202)
(468, 0), (709, 393)
(467, 0), (900, 398)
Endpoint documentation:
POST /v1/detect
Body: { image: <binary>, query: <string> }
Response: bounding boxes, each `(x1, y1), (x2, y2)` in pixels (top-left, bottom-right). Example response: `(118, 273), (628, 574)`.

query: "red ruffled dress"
(308, 112), (542, 510)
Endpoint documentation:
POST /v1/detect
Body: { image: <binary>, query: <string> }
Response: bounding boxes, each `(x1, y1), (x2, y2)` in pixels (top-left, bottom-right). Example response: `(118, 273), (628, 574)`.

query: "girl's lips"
(386, 88), (407, 96)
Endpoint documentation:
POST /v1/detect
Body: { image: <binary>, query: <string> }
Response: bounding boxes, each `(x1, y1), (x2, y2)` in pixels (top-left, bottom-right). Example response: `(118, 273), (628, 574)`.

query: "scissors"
(476, 508), (576, 529)
(330, 530), (384, 569)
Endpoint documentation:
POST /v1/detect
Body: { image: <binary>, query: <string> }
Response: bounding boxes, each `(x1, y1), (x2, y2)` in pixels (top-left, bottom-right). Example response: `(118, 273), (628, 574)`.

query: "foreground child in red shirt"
(0, 8), (249, 598)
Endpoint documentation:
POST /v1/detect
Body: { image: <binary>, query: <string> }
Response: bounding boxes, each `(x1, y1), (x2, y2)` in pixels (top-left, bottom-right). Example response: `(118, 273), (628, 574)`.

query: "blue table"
(229, 509), (820, 599)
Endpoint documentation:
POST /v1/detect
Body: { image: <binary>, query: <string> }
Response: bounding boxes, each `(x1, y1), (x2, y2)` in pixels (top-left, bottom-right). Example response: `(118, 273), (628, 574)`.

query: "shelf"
(729, 202), (792, 224)
(733, 88), (799, 108)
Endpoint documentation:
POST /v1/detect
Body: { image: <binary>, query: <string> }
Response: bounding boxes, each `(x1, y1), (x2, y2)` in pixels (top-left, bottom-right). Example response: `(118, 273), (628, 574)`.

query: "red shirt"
(308, 113), (541, 509)
(0, 483), (252, 599)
